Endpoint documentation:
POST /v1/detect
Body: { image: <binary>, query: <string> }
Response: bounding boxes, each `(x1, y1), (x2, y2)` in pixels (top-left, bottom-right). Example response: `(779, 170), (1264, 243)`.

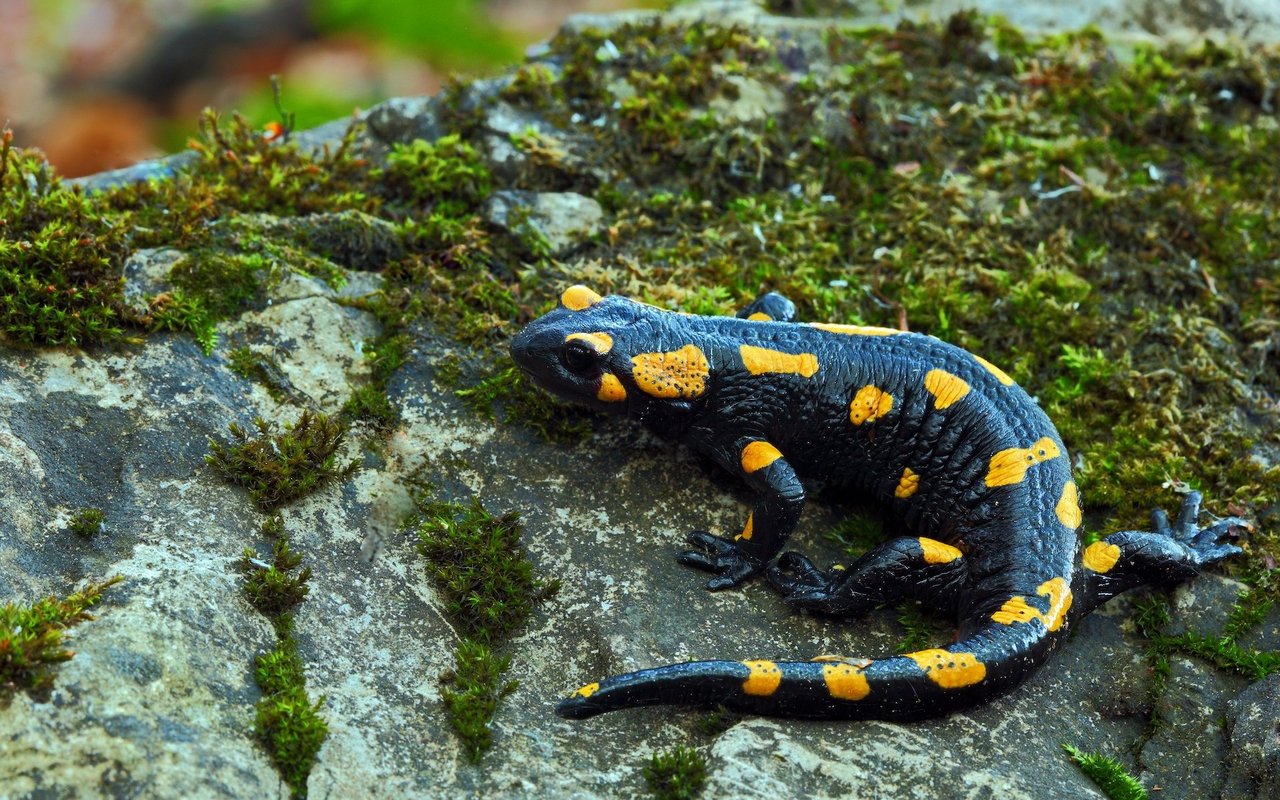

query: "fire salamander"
(509, 285), (1246, 721)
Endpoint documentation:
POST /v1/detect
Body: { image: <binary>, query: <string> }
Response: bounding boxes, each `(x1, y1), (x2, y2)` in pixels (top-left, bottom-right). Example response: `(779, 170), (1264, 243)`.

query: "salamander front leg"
(767, 536), (968, 616)
(736, 291), (798, 323)
(677, 440), (804, 591)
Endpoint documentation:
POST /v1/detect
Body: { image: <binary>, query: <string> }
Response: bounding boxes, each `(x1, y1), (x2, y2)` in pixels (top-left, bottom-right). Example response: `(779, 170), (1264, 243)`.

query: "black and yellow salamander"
(509, 285), (1246, 721)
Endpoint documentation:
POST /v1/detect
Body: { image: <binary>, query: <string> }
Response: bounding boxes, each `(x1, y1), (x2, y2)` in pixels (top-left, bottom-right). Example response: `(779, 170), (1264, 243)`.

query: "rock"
(485, 190), (603, 256)
(1222, 673), (1280, 798)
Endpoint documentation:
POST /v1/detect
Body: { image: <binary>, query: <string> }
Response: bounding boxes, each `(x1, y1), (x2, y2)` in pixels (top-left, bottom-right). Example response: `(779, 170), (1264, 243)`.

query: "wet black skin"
(510, 288), (1246, 720)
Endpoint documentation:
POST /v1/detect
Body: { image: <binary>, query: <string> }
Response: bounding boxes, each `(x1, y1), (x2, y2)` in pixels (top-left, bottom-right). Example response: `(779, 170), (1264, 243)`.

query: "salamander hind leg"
(767, 536), (968, 616)
(1076, 491), (1247, 615)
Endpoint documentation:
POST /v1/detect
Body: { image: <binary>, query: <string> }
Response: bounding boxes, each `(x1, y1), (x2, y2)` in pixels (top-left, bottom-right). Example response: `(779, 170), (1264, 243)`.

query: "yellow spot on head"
(985, 437), (1062, 487)
(904, 649), (987, 689)
(991, 577), (1073, 632)
(572, 682), (599, 698)
(631, 344), (710, 399)
(746, 312), (772, 321)
(895, 467), (919, 499)
(741, 441), (782, 474)
(561, 285), (603, 311)
(822, 663), (871, 701)
(734, 513), (755, 542)
(566, 331), (613, 355)
(739, 344), (819, 378)
(973, 354), (1014, 385)
(1056, 481), (1082, 529)
(849, 385), (894, 425)
(597, 373), (626, 402)
(924, 369), (970, 410)
(919, 538), (961, 564)
(741, 660), (782, 696)
(810, 322), (902, 336)
(1082, 541), (1121, 574)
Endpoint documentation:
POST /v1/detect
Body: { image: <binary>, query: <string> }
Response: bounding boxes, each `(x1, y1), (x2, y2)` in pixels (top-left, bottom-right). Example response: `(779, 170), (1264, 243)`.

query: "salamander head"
(510, 285), (648, 414)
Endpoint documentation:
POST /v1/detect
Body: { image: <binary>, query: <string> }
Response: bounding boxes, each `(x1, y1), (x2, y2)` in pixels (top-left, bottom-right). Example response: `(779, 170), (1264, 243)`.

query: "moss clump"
(413, 497), (558, 644)
(439, 639), (517, 762)
(1063, 744), (1147, 800)
(410, 493), (557, 761)
(0, 128), (132, 346)
(227, 346), (299, 403)
(207, 410), (358, 511)
(240, 514), (326, 798)
(254, 637), (327, 798)
(455, 365), (594, 444)
(340, 384), (399, 431)
(68, 508), (105, 538)
(1135, 590), (1280, 682)
(643, 746), (707, 800)
(0, 576), (123, 702)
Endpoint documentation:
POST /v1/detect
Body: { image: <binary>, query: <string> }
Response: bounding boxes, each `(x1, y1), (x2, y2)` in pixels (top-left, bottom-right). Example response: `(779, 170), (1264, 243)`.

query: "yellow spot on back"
(741, 441), (782, 474)
(973, 354), (1014, 385)
(904, 649), (987, 689)
(850, 385), (894, 425)
(895, 467), (919, 499)
(1082, 541), (1121, 574)
(991, 577), (1073, 632)
(739, 344), (820, 378)
(734, 513), (755, 542)
(985, 437), (1062, 487)
(822, 663), (871, 701)
(572, 682), (599, 698)
(631, 344), (709, 399)
(810, 322), (902, 336)
(561, 285), (603, 311)
(1056, 481), (1082, 529)
(924, 369), (970, 409)
(566, 331), (613, 354)
(919, 538), (961, 564)
(597, 373), (626, 402)
(746, 312), (772, 321)
(741, 660), (782, 696)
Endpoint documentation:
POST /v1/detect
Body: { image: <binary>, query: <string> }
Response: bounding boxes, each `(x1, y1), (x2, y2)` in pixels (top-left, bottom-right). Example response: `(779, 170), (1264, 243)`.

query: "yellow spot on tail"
(904, 649), (987, 689)
(924, 369), (970, 409)
(739, 344), (820, 378)
(1082, 541), (1121, 574)
(741, 660), (782, 696)
(822, 663), (871, 701)
(631, 344), (710, 399)
(919, 538), (961, 564)
(810, 322), (903, 336)
(973, 354), (1014, 385)
(597, 373), (626, 402)
(991, 577), (1073, 632)
(985, 437), (1062, 487)
(747, 312), (772, 321)
(566, 331), (613, 354)
(572, 682), (599, 698)
(850, 385), (894, 425)
(895, 467), (919, 499)
(561, 285), (603, 311)
(734, 513), (755, 542)
(741, 441), (782, 474)
(1056, 481), (1082, 529)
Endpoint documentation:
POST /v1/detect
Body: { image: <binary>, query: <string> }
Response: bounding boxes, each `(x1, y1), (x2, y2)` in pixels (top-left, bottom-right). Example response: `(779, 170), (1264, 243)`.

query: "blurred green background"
(0, 0), (656, 176)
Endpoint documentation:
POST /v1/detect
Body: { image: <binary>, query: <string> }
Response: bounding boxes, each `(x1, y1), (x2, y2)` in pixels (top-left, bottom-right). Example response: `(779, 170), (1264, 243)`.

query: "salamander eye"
(562, 339), (603, 373)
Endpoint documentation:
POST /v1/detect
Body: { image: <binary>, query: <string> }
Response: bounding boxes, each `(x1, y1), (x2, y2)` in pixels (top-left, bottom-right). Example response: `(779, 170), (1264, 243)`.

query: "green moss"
(0, 576), (123, 702)
(207, 411), (358, 511)
(253, 637), (327, 799)
(455, 365), (594, 443)
(412, 496), (558, 643)
(340, 385), (399, 431)
(68, 508), (105, 538)
(642, 746), (707, 800)
(1063, 744), (1147, 800)
(411, 492), (557, 760)
(241, 537), (312, 620)
(439, 638), (517, 763)
(227, 346), (299, 403)
(379, 134), (492, 212)
(895, 602), (947, 654)
(0, 127), (131, 346)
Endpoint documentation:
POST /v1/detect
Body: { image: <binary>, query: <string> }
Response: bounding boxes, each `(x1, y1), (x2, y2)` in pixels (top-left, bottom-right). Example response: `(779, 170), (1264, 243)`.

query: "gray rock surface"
(5, 1), (1278, 799)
